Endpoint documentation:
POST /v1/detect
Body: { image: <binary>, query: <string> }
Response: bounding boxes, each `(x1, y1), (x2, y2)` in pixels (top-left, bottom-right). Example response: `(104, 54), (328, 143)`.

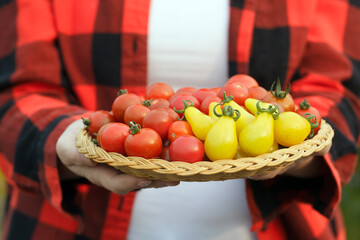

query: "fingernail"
(138, 180), (152, 188)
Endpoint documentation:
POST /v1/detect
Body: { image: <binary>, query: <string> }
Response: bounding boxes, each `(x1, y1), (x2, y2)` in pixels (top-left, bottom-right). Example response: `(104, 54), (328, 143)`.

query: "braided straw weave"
(76, 120), (334, 181)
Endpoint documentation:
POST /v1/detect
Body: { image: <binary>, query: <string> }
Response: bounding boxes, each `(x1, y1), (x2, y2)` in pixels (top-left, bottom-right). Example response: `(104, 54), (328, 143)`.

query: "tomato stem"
(220, 92), (234, 104)
(117, 89), (128, 96)
(142, 99), (152, 108)
(256, 101), (280, 120)
(269, 78), (291, 99)
(299, 98), (311, 110)
(214, 104), (241, 121)
(222, 105), (234, 117)
(213, 103), (223, 117)
(92, 138), (99, 146)
(81, 117), (90, 127)
(302, 113), (319, 138)
(174, 100), (194, 114)
(128, 121), (141, 135)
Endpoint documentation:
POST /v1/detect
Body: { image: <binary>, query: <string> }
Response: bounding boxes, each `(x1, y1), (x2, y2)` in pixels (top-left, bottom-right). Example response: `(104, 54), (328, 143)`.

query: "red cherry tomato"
(248, 86), (268, 100)
(97, 122), (129, 155)
(124, 101), (151, 126)
(82, 110), (115, 136)
(169, 135), (204, 163)
(192, 88), (217, 103)
(168, 121), (194, 142)
(263, 92), (295, 112)
(209, 87), (221, 95)
(96, 122), (111, 146)
(262, 79), (295, 112)
(142, 109), (174, 140)
(227, 74), (259, 88)
(150, 98), (170, 110)
(200, 96), (222, 115)
(112, 90), (141, 123)
(125, 130), (162, 159)
(170, 94), (201, 112)
(218, 82), (249, 106)
(161, 108), (180, 121)
(175, 87), (197, 95)
(146, 82), (175, 100)
(295, 98), (322, 134)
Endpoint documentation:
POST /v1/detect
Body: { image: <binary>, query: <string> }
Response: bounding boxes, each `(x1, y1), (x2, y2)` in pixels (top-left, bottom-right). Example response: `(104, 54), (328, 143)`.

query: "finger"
(78, 154), (98, 167)
(80, 165), (151, 194)
(74, 164), (178, 195)
(144, 180), (180, 189)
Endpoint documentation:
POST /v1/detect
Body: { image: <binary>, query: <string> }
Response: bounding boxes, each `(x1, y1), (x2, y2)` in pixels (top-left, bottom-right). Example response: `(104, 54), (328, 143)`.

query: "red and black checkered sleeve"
(246, 0), (360, 231)
(0, 0), (87, 214)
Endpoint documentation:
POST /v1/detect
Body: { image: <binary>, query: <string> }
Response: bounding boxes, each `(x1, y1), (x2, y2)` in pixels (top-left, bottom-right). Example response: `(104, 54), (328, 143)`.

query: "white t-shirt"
(128, 1), (254, 239)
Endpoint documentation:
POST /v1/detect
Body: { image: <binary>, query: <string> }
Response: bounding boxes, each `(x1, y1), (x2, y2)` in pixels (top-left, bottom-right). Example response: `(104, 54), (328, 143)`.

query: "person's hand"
(249, 142), (332, 180)
(56, 119), (179, 195)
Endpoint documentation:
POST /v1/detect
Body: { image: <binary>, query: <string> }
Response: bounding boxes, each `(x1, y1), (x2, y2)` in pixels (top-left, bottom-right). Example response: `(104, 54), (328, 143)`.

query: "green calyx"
(117, 89), (128, 96)
(256, 101), (280, 120)
(299, 98), (311, 110)
(142, 99), (153, 108)
(213, 104), (240, 121)
(81, 117), (90, 127)
(270, 78), (291, 99)
(92, 138), (99, 146)
(302, 113), (319, 138)
(128, 121), (141, 135)
(174, 100), (194, 114)
(220, 92), (234, 104)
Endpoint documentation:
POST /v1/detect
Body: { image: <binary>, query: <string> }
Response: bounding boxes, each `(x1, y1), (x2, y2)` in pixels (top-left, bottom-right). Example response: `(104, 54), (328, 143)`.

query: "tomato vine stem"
(256, 101), (280, 120)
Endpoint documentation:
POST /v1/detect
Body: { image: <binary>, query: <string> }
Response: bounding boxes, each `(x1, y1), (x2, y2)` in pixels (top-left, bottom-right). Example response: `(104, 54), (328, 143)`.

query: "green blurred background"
(0, 161), (358, 239)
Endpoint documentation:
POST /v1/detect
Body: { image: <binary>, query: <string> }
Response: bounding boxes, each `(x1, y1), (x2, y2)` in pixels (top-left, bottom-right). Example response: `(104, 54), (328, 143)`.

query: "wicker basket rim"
(76, 120), (334, 181)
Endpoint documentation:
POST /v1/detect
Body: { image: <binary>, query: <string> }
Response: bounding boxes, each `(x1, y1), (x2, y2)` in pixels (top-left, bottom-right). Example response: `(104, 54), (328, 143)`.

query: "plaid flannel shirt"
(0, 0), (359, 239)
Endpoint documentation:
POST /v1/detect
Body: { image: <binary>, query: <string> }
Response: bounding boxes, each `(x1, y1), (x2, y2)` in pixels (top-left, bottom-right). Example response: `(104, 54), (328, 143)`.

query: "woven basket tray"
(76, 120), (334, 181)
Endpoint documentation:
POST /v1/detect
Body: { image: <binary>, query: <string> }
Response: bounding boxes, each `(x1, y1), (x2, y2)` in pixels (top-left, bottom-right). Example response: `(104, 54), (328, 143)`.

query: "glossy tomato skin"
(125, 128), (162, 159)
(98, 122), (129, 155)
(169, 94), (201, 112)
(168, 120), (194, 142)
(124, 103), (150, 126)
(142, 109), (174, 140)
(169, 135), (204, 163)
(218, 82), (249, 106)
(192, 88), (217, 103)
(274, 112), (311, 147)
(248, 86), (268, 100)
(227, 74), (259, 88)
(200, 96), (222, 115)
(262, 92), (295, 112)
(146, 82), (174, 100)
(85, 110), (115, 136)
(112, 93), (141, 123)
(150, 98), (170, 110)
(175, 87), (197, 95)
(96, 122), (111, 146)
(295, 99), (322, 134)
(161, 108), (180, 121)
(210, 87), (221, 95)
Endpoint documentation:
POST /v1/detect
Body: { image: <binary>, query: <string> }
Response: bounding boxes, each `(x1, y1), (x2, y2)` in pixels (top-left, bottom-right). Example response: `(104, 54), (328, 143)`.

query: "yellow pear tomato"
(274, 112), (311, 147)
(205, 105), (239, 161)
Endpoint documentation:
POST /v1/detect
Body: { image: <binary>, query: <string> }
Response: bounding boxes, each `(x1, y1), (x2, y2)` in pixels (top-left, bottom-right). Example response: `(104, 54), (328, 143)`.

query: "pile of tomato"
(82, 74), (322, 164)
